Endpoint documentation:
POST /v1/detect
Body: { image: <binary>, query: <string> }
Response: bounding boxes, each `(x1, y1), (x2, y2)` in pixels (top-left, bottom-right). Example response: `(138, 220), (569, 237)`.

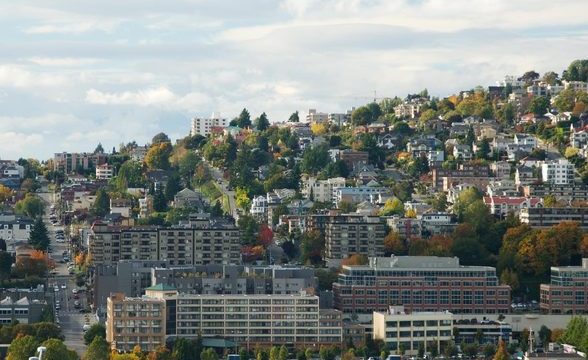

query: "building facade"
(0, 297), (46, 324)
(53, 152), (107, 173)
(540, 259), (588, 314)
(95, 164), (114, 180)
(541, 159), (575, 185)
(323, 214), (387, 260)
(191, 113), (228, 137)
(519, 207), (588, 228)
(89, 218), (241, 267)
(372, 306), (453, 355)
(333, 256), (511, 316)
(106, 293), (166, 352)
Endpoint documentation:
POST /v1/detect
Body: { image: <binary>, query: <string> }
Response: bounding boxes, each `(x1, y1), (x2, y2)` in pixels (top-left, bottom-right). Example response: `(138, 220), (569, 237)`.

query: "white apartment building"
(541, 159), (575, 185)
(302, 176), (346, 203)
(250, 195), (268, 219)
(563, 80), (588, 93)
(191, 112), (228, 136)
(95, 164), (113, 180)
(373, 306), (453, 356)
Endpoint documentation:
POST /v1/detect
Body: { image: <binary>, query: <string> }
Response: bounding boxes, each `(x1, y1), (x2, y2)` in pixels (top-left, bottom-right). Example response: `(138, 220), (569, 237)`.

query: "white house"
(483, 196), (543, 217)
(250, 195), (268, 219)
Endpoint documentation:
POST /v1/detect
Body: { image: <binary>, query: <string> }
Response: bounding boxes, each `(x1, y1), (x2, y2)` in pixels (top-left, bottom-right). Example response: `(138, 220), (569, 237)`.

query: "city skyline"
(0, 0), (587, 159)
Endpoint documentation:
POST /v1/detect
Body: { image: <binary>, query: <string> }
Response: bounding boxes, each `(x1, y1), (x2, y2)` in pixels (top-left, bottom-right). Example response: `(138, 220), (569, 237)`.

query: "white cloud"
(85, 86), (177, 106)
(28, 57), (100, 66)
(0, 65), (68, 88)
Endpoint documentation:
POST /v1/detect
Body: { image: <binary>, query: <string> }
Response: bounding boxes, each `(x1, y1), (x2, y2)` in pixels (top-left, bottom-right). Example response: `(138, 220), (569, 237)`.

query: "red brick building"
(333, 256), (511, 316)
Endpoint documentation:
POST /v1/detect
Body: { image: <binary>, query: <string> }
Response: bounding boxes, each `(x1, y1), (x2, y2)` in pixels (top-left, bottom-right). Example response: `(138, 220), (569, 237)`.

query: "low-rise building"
(483, 196), (543, 217)
(0, 296), (46, 324)
(95, 164), (113, 180)
(522, 183), (588, 201)
(520, 207), (588, 228)
(540, 258), (588, 314)
(453, 319), (512, 344)
(373, 306), (453, 355)
(0, 214), (33, 244)
(302, 176), (346, 203)
(333, 186), (388, 207)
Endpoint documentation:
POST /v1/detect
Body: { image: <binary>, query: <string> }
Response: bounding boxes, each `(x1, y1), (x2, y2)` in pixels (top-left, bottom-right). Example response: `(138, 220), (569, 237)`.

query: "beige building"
(302, 176), (346, 203)
(95, 164), (113, 180)
(107, 288), (343, 349)
(106, 293), (166, 352)
(324, 214), (386, 261)
(373, 306), (453, 356)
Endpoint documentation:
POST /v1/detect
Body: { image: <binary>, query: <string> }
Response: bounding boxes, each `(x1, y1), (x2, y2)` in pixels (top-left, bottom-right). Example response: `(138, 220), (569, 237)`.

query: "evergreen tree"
(289, 111), (299, 122)
(153, 186), (167, 212)
(256, 112), (270, 131)
(91, 189), (110, 217)
(164, 174), (182, 202)
(236, 108), (252, 128)
(29, 216), (50, 250)
(84, 336), (109, 360)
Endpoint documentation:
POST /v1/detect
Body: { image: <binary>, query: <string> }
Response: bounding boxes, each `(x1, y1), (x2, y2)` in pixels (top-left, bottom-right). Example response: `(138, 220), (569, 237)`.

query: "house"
(515, 165), (536, 186)
(570, 128), (588, 148)
(450, 122), (470, 137)
(250, 195), (268, 220)
(490, 161), (512, 179)
(287, 199), (314, 215)
(377, 133), (396, 149)
(110, 198), (133, 218)
(173, 188), (203, 209)
(339, 150), (369, 169)
(452, 144), (473, 161)
(95, 164), (114, 180)
(333, 186), (388, 207)
(407, 136), (443, 158)
(129, 145), (149, 162)
(145, 170), (171, 191)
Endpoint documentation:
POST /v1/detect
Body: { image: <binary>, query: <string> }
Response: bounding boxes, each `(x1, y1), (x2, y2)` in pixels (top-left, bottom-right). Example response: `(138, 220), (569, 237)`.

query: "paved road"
(38, 189), (96, 355)
(209, 164), (238, 220)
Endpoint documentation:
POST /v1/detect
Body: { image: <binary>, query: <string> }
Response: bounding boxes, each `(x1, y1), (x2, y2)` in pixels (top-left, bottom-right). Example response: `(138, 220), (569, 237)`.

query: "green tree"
(270, 347), (280, 360)
(152, 132), (170, 144)
(528, 96), (549, 115)
(178, 152), (199, 186)
(83, 323), (106, 345)
(91, 189), (110, 217)
(145, 142), (172, 170)
(235, 188), (251, 211)
(301, 230), (325, 266)
(539, 325), (552, 346)
(431, 192), (448, 211)
(319, 346), (335, 360)
(164, 174), (182, 202)
(34, 322), (63, 342)
(0, 251), (13, 278)
(84, 336), (109, 360)
(301, 144), (331, 175)
(94, 143), (104, 154)
(29, 216), (50, 250)
(278, 346), (288, 360)
(255, 112), (270, 131)
(115, 160), (144, 191)
(7, 335), (39, 360)
(201, 349), (219, 360)
(41, 338), (77, 360)
(153, 187), (167, 212)
(236, 108), (252, 128)
(352, 106), (373, 126)
(563, 60), (588, 82)
(289, 111), (299, 122)
(15, 194), (45, 218)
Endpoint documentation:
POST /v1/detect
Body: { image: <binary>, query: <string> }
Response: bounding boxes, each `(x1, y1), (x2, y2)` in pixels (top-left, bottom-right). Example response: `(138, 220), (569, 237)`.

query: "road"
(209, 164), (238, 220)
(38, 189), (96, 355)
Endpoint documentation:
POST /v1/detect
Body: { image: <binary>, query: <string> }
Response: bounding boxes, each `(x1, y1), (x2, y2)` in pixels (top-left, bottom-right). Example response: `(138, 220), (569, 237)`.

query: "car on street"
(61, 284), (66, 289)
(72, 288), (78, 294)
(74, 301), (81, 309)
(82, 324), (91, 331)
(53, 287), (59, 292)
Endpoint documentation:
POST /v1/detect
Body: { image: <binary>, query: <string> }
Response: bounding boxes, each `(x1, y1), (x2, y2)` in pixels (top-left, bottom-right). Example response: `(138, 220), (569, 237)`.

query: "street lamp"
(28, 346), (47, 360)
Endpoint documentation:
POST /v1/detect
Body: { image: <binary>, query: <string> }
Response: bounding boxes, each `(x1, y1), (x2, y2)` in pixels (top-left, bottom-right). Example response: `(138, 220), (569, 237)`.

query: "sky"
(0, 0), (587, 160)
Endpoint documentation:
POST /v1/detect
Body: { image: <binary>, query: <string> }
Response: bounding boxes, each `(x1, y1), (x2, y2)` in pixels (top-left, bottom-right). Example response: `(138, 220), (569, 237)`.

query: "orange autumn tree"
(341, 254), (368, 267)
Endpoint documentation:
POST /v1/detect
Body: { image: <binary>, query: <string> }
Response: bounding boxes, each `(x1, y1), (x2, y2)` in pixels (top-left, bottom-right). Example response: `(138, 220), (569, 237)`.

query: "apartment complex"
(322, 214), (387, 261)
(482, 196), (543, 217)
(106, 293), (166, 352)
(95, 163), (114, 180)
(89, 218), (241, 267)
(522, 183), (588, 201)
(519, 207), (588, 228)
(540, 258), (588, 314)
(431, 165), (490, 190)
(541, 159), (575, 185)
(373, 306), (453, 355)
(107, 289), (343, 351)
(191, 113), (228, 137)
(333, 256), (511, 315)
(302, 176), (346, 203)
(53, 152), (107, 173)
(151, 265), (316, 296)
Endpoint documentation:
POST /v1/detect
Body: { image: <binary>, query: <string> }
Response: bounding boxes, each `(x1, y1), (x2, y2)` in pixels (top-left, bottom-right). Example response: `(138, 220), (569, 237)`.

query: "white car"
(72, 288), (78, 294)
(82, 324), (91, 332)
(61, 284), (66, 289)
(53, 287), (59, 292)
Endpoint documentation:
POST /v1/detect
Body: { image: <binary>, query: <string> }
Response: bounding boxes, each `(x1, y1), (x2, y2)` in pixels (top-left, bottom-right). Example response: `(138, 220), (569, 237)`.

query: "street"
(209, 164), (238, 219)
(38, 189), (96, 355)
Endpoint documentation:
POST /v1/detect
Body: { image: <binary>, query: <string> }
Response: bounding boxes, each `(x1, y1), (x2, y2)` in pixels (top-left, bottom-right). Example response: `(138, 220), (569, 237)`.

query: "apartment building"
(106, 293), (166, 352)
(333, 186), (387, 207)
(519, 207), (588, 228)
(541, 159), (575, 185)
(431, 165), (490, 190)
(107, 288), (343, 349)
(453, 320), (512, 344)
(302, 176), (346, 203)
(95, 164), (114, 180)
(191, 112), (228, 137)
(522, 183), (588, 201)
(323, 214), (387, 260)
(333, 256), (511, 316)
(373, 306), (453, 355)
(482, 196), (543, 217)
(151, 265), (316, 295)
(53, 152), (107, 173)
(540, 258), (588, 314)
(563, 80), (588, 92)
(307, 109), (329, 123)
(89, 218), (241, 267)
(0, 214), (33, 243)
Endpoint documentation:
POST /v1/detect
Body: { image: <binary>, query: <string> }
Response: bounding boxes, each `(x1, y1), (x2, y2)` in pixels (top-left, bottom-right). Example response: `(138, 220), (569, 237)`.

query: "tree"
(34, 322), (63, 342)
(152, 132), (170, 144)
(83, 323), (106, 345)
(91, 189), (110, 217)
(544, 194), (557, 207)
(145, 142), (172, 170)
(476, 139), (491, 159)
(94, 143), (105, 154)
(319, 346), (336, 360)
(235, 188), (251, 211)
(164, 174), (182, 202)
(483, 344), (496, 359)
(528, 96), (549, 115)
(289, 111), (299, 122)
(341, 254), (368, 266)
(563, 60), (588, 82)
(542, 71), (559, 86)
(201, 348), (219, 360)
(0, 184), (14, 203)
(178, 152), (199, 186)
(301, 144), (331, 175)
(518, 70), (540, 85)
(7, 335), (39, 360)
(431, 192), (447, 212)
(379, 198), (404, 216)
(29, 216), (50, 250)
(500, 268), (520, 292)
(301, 230), (325, 266)
(256, 112), (270, 131)
(236, 108), (252, 128)
(279, 345), (288, 360)
(0, 251), (12, 277)
(270, 346), (280, 360)
(492, 339), (509, 360)
(41, 338), (77, 360)
(351, 106), (373, 126)
(311, 122), (328, 136)
(538, 325), (552, 346)
(153, 187), (167, 212)
(84, 336), (109, 360)
(15, 194), (45, 218)
(383, 231), (406, 255)
(115, 160), (145, 190)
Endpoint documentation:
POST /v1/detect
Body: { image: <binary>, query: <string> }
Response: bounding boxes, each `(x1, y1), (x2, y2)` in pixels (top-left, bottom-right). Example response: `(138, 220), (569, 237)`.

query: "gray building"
(151, 264), (316, 295)
(0, 297), (46, 324)
(93, 260), (167, 317)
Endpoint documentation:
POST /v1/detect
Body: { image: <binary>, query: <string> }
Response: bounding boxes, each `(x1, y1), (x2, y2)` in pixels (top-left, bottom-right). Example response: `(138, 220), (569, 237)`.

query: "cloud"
(27, 57), (100, 66)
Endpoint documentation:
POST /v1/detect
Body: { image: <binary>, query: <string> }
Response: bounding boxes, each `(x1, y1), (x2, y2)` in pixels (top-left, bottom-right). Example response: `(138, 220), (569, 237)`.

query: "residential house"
(173, 188), (203, 209)
(515, 165), (536, 186)
(110, 198), (133, 218)
(490, 161), (512, 179)
(95, 164), (113, 180)
(483, 196), (543, 217)
(377, 133), (396, 149)
(333, 185), (388, 207)
(452, 144), (473, 161)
